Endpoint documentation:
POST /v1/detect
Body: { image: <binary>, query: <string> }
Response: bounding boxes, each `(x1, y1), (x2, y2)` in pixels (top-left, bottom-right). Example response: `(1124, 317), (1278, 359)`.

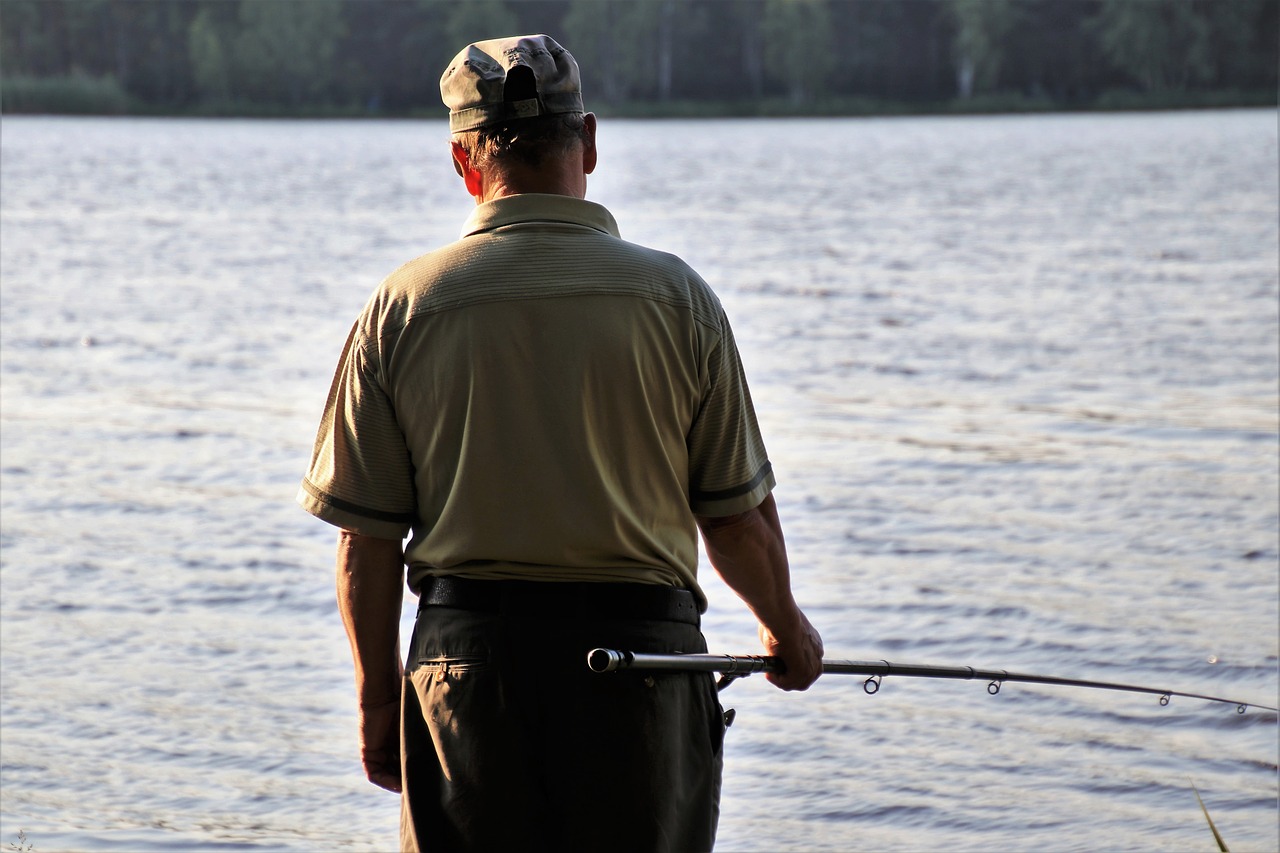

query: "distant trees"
(562, 0), (638, 105)
(233, 1), (346, 106)
(951, 0), (1021, 98)
(562, 0), (686, 105)
(440, 0), (519, 64)
(762, 0), (835, 105)
(1, 0), (1275, 116)
(1092, 0), (1212, 92)
(188, 7), (230, 103)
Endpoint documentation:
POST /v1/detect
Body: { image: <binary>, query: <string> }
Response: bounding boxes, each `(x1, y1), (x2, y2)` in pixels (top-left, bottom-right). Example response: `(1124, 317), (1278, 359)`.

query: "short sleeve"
(686, 309), (775, 516)
(297, 322), (416, 540)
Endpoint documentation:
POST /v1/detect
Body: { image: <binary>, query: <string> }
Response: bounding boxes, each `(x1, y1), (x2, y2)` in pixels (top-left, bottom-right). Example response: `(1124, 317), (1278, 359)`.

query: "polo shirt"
(298, 193), (774, 608)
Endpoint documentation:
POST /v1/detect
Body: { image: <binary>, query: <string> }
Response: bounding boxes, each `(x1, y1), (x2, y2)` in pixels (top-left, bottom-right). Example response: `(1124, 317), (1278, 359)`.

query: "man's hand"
(358, 697), (403, 793)
(759, 610), (824, 691)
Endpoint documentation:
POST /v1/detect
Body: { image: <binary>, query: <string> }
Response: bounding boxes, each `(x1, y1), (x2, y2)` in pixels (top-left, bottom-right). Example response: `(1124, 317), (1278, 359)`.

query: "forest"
(2, 0), (1277, 117)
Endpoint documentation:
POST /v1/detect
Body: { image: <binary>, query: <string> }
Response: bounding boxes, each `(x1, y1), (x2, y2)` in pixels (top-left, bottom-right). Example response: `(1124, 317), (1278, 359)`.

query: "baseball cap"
(440, 34), (584, 133)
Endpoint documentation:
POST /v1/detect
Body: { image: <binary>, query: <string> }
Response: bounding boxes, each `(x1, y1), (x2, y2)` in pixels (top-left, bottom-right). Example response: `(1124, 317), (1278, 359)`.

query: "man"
(298, 34), (823, 853)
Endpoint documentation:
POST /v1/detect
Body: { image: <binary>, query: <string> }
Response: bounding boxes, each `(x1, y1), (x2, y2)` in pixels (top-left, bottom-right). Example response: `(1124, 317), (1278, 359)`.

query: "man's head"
(440, 35), (596, 201)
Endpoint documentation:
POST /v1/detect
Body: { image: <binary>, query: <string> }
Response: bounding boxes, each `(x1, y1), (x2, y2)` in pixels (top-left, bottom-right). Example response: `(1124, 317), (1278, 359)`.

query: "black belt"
(417, 576), (700, 626)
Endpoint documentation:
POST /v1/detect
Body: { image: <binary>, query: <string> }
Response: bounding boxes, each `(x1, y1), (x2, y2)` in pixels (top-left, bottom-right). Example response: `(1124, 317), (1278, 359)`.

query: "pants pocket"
(411, 654), (488, 681)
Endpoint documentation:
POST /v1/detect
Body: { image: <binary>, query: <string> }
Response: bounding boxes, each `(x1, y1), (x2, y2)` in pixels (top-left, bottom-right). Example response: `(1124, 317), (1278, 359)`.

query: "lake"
(1, 110), (1276, 851)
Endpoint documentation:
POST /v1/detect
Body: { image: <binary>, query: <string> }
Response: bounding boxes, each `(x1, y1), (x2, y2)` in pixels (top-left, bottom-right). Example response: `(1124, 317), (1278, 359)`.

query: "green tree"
(652, 0), (678, 101)
(104, 0), (199, 107)
(446, 0), (518, 49)
(950, 0), (1020, 98)
(1091, 0), (1212, 92)
(0, 1), (49, 76)
(563, 0), (664, 104)
(232, 0), (346, 107)
(415, 0), (518, 80)
(1198, 0), (1271, 89)
(996, 0), (1107, 105)
(339, 1), (446, 112)
(188, 6), (231, 103)
(762, 0), (835, 105)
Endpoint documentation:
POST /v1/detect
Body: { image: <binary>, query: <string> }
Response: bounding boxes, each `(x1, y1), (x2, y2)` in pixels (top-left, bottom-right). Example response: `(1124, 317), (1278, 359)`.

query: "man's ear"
(449, 140), (470, 177)
(450, 141), (484, 199)
(581, 113), (598, 176)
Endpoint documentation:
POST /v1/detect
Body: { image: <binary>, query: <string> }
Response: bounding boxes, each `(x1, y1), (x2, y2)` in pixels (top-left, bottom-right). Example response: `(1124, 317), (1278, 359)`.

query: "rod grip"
(587, 648), (629, 673)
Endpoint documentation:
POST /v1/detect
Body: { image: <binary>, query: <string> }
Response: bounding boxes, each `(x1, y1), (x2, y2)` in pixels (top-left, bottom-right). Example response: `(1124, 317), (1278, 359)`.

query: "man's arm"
(696, 492), (824, 691)
(336, 529), (406, 793)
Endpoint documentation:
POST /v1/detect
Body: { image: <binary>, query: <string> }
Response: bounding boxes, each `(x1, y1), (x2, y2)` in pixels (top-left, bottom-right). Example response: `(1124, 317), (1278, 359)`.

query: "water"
(1, 111), (1276, 852)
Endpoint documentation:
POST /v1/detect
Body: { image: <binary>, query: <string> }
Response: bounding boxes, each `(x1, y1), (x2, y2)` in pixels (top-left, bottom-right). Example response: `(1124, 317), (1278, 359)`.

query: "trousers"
(399, 591), (725, 853)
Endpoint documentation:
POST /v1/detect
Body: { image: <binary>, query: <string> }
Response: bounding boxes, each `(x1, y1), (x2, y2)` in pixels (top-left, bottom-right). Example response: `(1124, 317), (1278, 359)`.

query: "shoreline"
(2, 78), (1274, 121)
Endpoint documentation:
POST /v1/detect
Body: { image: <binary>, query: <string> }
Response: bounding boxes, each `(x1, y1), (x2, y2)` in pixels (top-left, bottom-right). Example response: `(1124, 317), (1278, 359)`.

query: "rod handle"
(587, 648), (630, 673)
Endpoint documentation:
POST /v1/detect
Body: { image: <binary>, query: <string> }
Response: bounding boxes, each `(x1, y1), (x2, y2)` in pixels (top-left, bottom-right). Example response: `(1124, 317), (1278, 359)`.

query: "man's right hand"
(335, 530), (407, 793)
(760, 609), (824, 691)
(359, 697), (403, 793)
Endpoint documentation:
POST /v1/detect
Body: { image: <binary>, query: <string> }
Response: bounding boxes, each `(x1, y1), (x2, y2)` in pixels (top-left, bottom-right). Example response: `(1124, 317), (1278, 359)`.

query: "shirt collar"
(460, 194), (621, 240)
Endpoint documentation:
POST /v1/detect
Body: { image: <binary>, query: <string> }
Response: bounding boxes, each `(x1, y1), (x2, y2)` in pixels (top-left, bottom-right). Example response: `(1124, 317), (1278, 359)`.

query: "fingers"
(365, 758), (403, 794)
(760, 614), (824, 691)
(359, 699), (403, 794)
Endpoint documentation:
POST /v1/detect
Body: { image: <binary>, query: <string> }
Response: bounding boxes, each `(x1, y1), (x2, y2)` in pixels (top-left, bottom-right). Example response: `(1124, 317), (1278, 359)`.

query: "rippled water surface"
(2, 111), (1277, 852)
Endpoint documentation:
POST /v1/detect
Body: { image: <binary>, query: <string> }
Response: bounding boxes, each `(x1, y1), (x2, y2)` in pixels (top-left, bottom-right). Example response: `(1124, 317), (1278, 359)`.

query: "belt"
(417, 576), (700, 626)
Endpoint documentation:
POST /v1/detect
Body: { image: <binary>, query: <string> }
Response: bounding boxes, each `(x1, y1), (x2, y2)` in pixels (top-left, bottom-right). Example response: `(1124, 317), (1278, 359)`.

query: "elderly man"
(298, 34), (823, 852)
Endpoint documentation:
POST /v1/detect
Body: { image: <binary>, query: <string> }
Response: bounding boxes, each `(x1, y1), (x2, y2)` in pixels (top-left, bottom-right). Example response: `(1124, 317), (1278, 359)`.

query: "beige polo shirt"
(298, 194), (774, 608)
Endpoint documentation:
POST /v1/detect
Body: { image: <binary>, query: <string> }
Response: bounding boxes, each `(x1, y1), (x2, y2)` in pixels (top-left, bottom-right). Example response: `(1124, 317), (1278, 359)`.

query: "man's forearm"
(336, 530), (406, 705)
(697, 493), (801, 631)
(697, 493), (823, 690)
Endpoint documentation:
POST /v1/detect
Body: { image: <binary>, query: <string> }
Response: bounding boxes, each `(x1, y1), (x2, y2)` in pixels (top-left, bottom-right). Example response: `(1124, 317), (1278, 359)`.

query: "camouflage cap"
(440, 34), (584, 133)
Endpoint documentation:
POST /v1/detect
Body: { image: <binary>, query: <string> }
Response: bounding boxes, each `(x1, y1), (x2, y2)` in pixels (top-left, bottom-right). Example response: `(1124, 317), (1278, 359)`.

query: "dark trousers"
(399, 595), (725, 853)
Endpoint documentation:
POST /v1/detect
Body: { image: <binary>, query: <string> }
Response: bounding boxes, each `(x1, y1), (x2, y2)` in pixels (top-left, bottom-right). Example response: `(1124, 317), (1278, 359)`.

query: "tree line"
(2, 0), (1276, 117)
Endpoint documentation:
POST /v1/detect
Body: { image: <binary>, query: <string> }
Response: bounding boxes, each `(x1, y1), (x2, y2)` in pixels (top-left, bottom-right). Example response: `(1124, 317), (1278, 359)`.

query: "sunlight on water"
(2, 111), (1277, 851)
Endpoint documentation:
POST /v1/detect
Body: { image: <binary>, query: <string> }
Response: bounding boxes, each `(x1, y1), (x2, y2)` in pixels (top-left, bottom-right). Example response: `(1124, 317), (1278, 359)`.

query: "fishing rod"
(587, 649), (1279, 714)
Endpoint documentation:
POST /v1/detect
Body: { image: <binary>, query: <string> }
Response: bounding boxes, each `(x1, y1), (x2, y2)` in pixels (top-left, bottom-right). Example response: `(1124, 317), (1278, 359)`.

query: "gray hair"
(452, 112), (590, 172)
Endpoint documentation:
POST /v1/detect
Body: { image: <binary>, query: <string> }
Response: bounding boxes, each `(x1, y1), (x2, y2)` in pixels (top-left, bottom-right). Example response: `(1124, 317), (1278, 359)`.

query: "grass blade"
(1190, 779), (1229, 853)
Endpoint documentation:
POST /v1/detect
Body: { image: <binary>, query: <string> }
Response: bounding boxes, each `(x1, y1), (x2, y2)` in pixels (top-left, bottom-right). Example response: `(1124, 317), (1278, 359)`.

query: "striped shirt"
(298, 193), (774, 608)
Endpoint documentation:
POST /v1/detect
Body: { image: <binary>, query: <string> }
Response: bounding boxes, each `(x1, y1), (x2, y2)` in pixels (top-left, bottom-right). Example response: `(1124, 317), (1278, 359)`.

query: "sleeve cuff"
(689, 464), (776, 517)
(296, 482), (412, 541)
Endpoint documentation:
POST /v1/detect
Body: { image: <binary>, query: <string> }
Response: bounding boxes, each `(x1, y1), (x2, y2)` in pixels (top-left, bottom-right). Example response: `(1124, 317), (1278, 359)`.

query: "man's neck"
(476, 161), (587, 204)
